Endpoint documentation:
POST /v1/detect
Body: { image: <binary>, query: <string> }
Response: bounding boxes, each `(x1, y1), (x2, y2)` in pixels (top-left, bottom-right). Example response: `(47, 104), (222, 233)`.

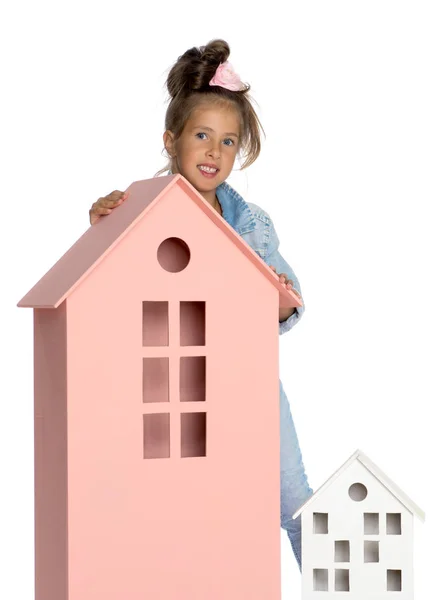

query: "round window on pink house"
(157, 237), (190, 272)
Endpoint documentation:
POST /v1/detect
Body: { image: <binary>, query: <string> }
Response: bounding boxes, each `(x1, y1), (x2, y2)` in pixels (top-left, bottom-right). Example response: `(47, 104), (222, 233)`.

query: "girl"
(89, 39), (313, 572)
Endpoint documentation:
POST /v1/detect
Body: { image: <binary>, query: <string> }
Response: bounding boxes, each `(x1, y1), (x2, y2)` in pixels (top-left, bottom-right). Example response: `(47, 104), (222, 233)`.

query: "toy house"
(18, 173), (302, 600)
(292, 448), (425, 599)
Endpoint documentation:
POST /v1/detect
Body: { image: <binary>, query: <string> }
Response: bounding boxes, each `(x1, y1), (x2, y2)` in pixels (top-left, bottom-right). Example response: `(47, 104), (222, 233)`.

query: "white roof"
(292, 449), (425, 522)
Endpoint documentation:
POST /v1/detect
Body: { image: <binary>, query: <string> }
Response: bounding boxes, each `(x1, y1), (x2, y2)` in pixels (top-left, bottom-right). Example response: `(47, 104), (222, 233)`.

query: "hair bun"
(167, 39), (231, 98)
(200, 39), (230, 68)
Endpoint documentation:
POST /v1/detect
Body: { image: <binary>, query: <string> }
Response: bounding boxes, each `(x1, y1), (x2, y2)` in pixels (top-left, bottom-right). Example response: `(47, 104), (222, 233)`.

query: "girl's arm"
(279, 303), (296, 324)
(265, 217), (305, 335)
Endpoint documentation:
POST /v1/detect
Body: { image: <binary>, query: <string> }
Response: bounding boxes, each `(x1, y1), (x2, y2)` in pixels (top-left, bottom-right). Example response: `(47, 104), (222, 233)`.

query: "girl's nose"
(208, 146), (221, 159)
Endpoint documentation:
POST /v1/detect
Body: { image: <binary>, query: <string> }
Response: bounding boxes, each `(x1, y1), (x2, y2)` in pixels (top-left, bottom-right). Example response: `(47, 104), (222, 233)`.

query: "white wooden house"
(292, 449), (425, 599)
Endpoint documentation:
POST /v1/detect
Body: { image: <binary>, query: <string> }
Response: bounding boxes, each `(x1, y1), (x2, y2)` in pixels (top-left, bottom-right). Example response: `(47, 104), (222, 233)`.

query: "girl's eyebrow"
(191, 126), (239, 138)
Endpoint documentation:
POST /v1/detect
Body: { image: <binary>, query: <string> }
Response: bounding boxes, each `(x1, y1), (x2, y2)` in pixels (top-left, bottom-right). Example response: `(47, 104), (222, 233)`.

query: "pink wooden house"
(18, 173), (302, 600)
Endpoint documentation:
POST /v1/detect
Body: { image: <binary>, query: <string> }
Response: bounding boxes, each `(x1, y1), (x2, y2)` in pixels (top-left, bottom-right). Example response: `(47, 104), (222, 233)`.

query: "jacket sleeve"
(264, 216), (305, 335)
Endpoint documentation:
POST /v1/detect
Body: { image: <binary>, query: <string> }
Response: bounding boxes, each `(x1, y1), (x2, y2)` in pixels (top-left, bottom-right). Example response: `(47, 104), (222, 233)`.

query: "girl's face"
(164, 102), (240, 202)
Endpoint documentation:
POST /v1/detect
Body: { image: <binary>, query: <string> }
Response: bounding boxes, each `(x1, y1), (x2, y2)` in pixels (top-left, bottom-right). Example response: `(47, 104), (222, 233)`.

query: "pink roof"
(18, 174), (302, 309)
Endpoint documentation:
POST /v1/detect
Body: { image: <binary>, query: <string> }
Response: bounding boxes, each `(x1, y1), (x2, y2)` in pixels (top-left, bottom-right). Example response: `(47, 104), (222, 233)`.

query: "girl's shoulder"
(218, 180), (273, 228)
(246, 201), (272, 225)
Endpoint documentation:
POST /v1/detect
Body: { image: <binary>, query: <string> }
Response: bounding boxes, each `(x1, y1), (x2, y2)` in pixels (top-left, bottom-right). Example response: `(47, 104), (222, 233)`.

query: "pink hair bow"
(209, 61), (246, 92)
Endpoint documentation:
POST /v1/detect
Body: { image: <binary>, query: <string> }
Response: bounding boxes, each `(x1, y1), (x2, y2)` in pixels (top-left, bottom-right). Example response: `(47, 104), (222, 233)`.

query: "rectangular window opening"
(313, 512), (328, 534)
(364, 512), (379, 534)
(313, 569), (328, 591)
(364, 540), (380, 563)
(143, 357), (169, 403)
(181, 412), (206, 457)
(387, 569), (402, 591)
(335, 569), (350, 592)
(335, 540), (350, 562)
(180, 301), (205, 346)
(386, 513), (402, 535)
(180, 356), (206, 402)
(143, 413), (170, 459)
(142, 301), (169, 346)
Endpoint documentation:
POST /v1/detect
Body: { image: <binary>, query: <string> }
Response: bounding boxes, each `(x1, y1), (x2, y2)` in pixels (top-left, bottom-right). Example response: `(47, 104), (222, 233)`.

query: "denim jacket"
(166, 172), (305, 335)
(215, 180), (305, 336)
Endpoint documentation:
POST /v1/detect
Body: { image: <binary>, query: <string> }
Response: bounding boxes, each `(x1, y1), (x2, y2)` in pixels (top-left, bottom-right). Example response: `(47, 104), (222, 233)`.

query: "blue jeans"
(279, 379), (313, 572)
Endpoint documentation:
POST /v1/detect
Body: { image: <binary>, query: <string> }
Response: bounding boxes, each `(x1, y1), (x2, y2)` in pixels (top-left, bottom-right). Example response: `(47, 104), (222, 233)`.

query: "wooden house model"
(17, 173), (302, 600)
(292, 448), (425, 599)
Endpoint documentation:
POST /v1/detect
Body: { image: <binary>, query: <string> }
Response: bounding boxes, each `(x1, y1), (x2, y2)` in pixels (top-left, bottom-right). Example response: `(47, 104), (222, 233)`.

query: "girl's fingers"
(112, 192), (129, 205)
(269, 266), (290, 283)
(103, 197), (124, 208)
(90, 191), (128, 225)
(89, 207), (112, 225)
(106, 190), (125, 200)
(277, 274), (300, 297)
(270, 267), (293, 288)
(94, 191), (128, 212)
(90, 203), (112, 215)
(289, 286), (301, 298)
(101, 191), (129, 207)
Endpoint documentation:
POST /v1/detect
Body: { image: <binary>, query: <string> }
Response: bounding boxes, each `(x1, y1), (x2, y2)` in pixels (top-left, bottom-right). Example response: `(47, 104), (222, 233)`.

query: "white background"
(1, 1), (427, 598)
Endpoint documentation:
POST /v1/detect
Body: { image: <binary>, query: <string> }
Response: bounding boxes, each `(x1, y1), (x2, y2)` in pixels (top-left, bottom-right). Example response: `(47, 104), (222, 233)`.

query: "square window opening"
(335, 540), (350, 562)
(143, 357), (169, 403)
(387, 513), (401, 535)
(364, 512), (379, 534)
(313, 512), (328, 534)
(180, 356), (206, 402)
(142, 301), (169, 346)
(387, 569), (402, 591)
(143, 413), (170, 459)
(335, 569), (350, 592)
(313, 569), (328, 591)
(364, 540), (380, 563)
(180, 301), (205, 346)
(181, 412), (206, 457)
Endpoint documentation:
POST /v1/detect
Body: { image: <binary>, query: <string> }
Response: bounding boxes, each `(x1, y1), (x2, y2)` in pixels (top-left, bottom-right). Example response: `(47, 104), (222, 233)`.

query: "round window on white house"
(157, 237), (190, 272)
(348, 482), (368, 501)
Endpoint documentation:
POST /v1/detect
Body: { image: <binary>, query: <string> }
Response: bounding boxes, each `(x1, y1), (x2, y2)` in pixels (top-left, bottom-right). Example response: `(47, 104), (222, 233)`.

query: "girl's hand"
(269, 265), (301, 299)
(89, 190), (129, 225)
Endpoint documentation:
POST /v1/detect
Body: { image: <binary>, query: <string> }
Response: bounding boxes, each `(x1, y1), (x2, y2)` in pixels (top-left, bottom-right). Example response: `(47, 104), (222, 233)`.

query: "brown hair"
(155, 39), (265, 176)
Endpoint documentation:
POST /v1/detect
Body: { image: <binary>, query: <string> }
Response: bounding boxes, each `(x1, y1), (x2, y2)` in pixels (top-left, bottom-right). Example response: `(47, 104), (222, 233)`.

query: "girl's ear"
(163, 130), (176, 158)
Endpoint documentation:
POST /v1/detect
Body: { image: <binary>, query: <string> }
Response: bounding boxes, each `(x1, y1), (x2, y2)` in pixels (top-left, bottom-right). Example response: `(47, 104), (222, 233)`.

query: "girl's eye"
(195, 132), (235, 146)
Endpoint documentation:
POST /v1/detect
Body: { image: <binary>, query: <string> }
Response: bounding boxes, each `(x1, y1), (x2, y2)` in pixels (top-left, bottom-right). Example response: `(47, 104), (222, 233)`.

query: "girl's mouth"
(197, 165), (219, 178)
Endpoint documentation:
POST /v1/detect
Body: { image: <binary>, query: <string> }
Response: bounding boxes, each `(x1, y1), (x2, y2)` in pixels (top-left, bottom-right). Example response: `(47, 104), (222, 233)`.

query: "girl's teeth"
(198, 166), (217, 173)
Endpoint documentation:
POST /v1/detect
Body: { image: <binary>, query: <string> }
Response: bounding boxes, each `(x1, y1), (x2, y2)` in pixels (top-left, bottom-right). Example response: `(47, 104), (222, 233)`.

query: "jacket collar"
(167, 171), (256, 235)
(215, 180), (256, 234)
